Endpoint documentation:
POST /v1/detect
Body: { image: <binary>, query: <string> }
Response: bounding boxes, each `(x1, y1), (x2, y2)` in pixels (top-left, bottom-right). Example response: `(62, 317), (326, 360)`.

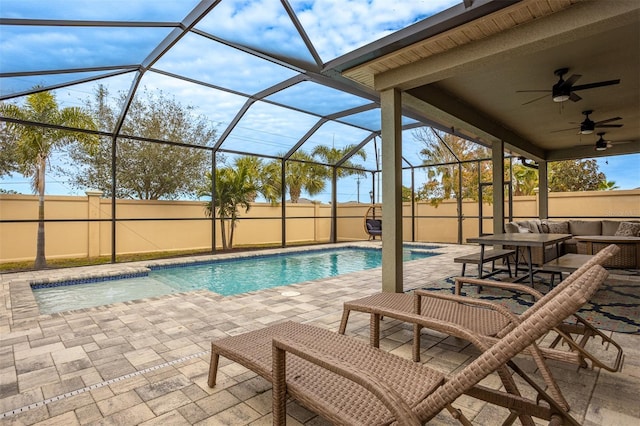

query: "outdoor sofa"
(505, 218), (640, 268)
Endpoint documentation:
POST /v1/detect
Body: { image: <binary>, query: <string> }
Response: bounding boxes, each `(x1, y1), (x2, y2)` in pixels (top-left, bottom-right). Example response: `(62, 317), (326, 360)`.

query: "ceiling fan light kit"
(595, 133), (612, 151)
(580, 126), (594, 135)
(579, 110), (595, 134)
(552, 93), (570, 103)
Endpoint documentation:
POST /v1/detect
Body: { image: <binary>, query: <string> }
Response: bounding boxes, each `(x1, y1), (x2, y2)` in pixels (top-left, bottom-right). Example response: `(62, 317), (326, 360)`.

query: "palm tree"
(286, 152), (327, 203)
(263, 151), (326, 203)
(311, 144), (367, 179)
(233, 156), (263, 202)
(598, 180), (619, 191)
(511, 163), (539, 196)
(415, 129), (491, 206)
(1, 91), (98, 269)
(200, 163), (256, 249)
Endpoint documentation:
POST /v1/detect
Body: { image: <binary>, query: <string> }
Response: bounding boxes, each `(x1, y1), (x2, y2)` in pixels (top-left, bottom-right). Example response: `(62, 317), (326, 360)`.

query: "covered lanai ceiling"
(1, 0), (639, 182)
(341, 0), (640, 162)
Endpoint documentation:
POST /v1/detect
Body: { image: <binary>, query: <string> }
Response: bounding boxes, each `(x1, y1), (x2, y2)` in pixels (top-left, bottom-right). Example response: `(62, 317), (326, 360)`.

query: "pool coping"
(2, 241), (451, 329)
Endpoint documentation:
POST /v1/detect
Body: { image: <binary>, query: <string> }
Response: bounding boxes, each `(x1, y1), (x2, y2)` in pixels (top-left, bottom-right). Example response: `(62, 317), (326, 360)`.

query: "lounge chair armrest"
(413, 289), (521, 324)
(553, 314), (625, 372)
(272, 336), (422, 426)
(374, 307), (508, 352)
(454, 276), (545, 299)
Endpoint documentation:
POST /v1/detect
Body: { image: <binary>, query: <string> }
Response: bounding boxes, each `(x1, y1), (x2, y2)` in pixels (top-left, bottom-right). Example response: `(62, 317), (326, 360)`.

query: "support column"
(380, 88), (403, 293)
(331, 167), (337, 243)
(492, 140), (505, 235)
(538, 160), (548, 219)
(86, 190), (102, 258)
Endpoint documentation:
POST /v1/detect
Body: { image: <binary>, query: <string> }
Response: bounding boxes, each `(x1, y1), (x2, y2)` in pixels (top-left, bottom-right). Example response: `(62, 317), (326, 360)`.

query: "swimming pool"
(32, 246), (440, 314)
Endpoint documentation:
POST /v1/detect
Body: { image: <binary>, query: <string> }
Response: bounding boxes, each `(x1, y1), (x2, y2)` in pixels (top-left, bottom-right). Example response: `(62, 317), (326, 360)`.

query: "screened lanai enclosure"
(1, 0), (639, 268)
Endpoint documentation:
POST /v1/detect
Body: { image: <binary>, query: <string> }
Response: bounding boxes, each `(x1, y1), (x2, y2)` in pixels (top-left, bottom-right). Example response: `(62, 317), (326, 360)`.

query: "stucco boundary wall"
(1, 189), (638, 263)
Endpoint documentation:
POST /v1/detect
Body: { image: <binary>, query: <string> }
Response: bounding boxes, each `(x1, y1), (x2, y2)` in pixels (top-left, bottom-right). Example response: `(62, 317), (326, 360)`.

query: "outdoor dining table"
(467, 233), (572, 287)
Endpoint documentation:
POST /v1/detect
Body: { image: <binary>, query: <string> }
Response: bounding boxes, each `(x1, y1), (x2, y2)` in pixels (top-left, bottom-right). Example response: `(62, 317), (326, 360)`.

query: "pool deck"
(1, 242), (639, 425)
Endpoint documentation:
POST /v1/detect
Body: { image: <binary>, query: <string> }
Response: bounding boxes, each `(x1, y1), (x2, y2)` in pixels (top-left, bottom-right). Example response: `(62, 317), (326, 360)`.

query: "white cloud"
(292, 0), (460, 60)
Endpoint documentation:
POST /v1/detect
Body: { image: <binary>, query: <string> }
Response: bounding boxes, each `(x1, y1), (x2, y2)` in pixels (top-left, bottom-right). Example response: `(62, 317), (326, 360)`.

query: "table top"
(575, 235), (640, 243)
(542, 254), (594, 272)
(467, 233), (572, 247)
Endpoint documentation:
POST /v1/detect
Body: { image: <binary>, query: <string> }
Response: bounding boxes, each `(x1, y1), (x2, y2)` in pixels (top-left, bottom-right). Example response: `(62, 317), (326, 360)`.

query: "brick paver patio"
(1, 242), (638, 425)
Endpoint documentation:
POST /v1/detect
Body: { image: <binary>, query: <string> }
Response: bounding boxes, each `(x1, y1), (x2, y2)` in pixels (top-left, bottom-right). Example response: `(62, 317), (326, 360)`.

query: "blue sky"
(595, 154), (640, 190)
(1, 0), (638, 201)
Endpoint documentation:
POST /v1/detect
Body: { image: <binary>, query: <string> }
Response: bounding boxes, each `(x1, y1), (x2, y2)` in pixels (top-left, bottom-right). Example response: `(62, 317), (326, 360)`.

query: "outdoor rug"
(415, 273), (639, 334)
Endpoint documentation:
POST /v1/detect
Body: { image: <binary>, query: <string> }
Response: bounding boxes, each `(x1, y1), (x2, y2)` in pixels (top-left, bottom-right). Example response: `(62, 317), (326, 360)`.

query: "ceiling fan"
(576, 132), (634, 152)
(517, 68), (620, 105)
(551, 110), (623, 134)
(594, 133), (613, 151)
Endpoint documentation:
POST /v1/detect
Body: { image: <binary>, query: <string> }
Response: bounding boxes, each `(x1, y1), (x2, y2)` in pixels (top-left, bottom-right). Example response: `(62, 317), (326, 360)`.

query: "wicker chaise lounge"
(339, 244), (623, 373)
(208, 265), (608, 425)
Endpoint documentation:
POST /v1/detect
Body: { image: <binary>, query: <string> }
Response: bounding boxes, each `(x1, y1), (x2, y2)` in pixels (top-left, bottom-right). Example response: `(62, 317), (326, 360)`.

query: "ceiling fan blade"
(521, 93), (549, 105)
(569, 92), (582, 102)
(572, 79), (621, 91)
(594, 117), (622, 125)
(550, 127), (576, 133)
(562, 73), (582, 88)
(596, 124), (623, 128)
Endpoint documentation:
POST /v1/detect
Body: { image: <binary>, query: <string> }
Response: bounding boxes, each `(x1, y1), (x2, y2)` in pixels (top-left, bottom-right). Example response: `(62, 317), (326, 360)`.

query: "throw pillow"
(546, 221), (570, 234)
(517, 225), (532, 233)
(614, 221), (640, 237)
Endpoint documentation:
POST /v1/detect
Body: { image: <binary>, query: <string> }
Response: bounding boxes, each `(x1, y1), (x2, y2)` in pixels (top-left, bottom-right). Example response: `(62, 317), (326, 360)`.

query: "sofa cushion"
(519, 220), (541, 233)
(505, 222), (534, 233)
(504, 222), (519, 233)
(602, 220), (624, 236)
(517, 225), (533, 233)
(541, 220), (569, 234)
(614, 221), (640, 237)
(569, 220), (602, 236)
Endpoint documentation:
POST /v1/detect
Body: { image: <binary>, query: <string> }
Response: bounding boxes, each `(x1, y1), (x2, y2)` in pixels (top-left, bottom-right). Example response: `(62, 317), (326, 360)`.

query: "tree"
(67, 85), (217, 199)
(511, 163), (539, 196)
(0, 91), (98, 269)
(232, 155), (265, 202)
(401, 185), (414, 202)
(548, 159), (606, 192)
(311, 144), (367, 179)
(0, 123), (19, 178)
(199, 162), (256, 249)
(263, 151), (326, 203)
(414, 128), (492, 206)
(507, 159), (612, 195)
(598, 180), (619, 191)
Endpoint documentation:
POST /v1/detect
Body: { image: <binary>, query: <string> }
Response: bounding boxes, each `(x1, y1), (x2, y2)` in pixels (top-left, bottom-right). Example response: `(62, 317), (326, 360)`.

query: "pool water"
(32, 246), (438, 314)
